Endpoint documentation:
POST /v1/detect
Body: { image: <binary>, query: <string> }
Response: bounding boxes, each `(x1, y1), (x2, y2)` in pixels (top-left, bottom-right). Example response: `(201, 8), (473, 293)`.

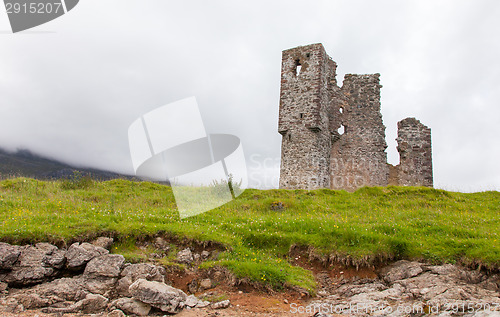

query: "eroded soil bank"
(1, 237), (499, 317)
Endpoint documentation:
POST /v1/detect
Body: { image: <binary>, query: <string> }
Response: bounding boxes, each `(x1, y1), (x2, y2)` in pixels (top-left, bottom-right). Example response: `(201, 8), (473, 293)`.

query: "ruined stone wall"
(330, 74), (389, 191)
(396, 118), (433, 187)
(278, 43), (433, 190)
(278, 44), (334, 189)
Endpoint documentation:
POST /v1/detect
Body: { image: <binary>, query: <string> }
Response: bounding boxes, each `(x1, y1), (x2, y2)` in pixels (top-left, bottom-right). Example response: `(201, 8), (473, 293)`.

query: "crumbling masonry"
(278, 43), (433, 191)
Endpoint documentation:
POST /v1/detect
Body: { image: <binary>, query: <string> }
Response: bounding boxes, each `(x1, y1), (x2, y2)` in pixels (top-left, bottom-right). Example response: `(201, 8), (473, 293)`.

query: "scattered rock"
(92, 237), (114, 250)
(201, 250), (210, 260)
(184, 294), (200, 307)
(199, 278), (213, 290)
(187, 279), (199, 294)
(77, 293), (109, 314)
(182, 294), (209, 308)
(4, 276), (86, 310)
(129, 278), (187, 314)
(66, 242), (108, 270)
(196, 300), (210, 308)
(117, 263), (166, 297)
(270, 201), (284, 211)
(153, 237), (170, 252)
(113, 297), (151, 316)
(107, 309), (126, 317)
(176, 248), (194, 264)
(211, 299), (230, 309)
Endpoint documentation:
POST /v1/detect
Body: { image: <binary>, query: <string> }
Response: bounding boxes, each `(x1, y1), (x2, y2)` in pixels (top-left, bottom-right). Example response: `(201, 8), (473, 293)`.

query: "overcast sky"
(1, 0), (499, 192)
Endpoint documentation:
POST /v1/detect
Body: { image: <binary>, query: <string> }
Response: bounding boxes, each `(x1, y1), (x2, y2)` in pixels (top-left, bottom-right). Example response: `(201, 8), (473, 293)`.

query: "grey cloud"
(0, 0), (498, 191)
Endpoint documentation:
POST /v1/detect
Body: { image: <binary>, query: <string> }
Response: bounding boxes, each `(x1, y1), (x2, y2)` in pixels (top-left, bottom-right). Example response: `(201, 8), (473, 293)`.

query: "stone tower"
(278, 44), (335, 189)
(395, 118), (433, 187)
(278, 43), (433, 190)
(330, 74), (389, 191)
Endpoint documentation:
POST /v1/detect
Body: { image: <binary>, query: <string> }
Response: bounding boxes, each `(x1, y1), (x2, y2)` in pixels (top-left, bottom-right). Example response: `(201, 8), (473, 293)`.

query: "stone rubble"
(176, 248), (194, 264)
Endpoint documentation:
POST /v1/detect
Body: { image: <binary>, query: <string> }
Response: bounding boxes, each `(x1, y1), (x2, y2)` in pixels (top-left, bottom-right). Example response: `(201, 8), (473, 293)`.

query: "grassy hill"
(0, 177), (499, 292)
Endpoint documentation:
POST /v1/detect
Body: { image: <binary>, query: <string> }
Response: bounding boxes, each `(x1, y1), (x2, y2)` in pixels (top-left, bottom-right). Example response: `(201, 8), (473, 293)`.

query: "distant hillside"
(0, 148), (133, 180)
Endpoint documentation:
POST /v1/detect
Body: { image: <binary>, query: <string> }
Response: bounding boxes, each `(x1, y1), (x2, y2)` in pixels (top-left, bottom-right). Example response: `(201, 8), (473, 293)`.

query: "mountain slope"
(0, 148), (131, 180)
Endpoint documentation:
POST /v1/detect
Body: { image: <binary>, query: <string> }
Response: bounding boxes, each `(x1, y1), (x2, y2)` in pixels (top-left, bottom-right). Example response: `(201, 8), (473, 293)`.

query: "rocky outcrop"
(2, 240), (498, 316)
(311, 260), (500, 316)
(0, 243), (65, 286)
(0, 240), (211, 315)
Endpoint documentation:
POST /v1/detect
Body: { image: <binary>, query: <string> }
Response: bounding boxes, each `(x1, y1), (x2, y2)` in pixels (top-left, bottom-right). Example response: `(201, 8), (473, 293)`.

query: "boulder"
(199, 278), (213, 290)
(0, 297), (22, 313)
(176, 248), (194, 264)
(153, 237), (170, 252)
(184, 294), (209, 308)
(65, 242), (108, 270)
(107, 309), (126, 317)
(212, 299), (230, 309)
(83, 254), (125, 296)
(117, 263), (165, 297)
(42, 293), (108, 314)
(84, 254), (125, 278)
(129, 278), (187, 314)
(201, 250), (210, 260)
(0, 242), (21, 270)
(75, 293), (109, 314)
(92, 237), (114, 250)
(4, 276), (86, 310)
(113, 297), (151, 316)
(0, 243), (65, 286)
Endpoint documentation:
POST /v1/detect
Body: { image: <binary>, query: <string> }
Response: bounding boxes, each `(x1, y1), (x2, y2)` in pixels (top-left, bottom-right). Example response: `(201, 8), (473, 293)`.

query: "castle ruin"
(278, 43), (433, 191)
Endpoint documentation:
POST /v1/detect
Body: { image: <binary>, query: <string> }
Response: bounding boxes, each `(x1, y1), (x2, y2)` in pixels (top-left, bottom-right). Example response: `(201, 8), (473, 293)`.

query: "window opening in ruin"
(295, 59), (302, 76)
(288, 133), (291, 141)
(338, 124), (345, 135)
(300, 113), (304, 119)
(306, 53), (311, 58)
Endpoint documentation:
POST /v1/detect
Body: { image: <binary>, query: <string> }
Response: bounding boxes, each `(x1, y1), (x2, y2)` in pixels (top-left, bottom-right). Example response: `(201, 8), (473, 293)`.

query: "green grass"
(1, 178), (499, 293)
